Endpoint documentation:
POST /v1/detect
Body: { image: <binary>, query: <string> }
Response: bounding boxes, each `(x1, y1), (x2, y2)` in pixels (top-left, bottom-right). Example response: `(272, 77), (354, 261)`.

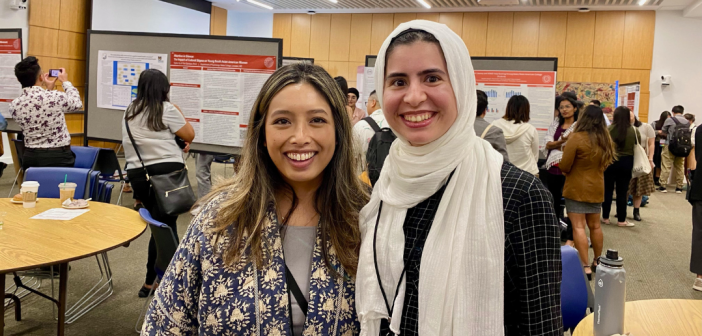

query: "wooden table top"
(573, 299), (702, 336)
(0, 199), (146, 273)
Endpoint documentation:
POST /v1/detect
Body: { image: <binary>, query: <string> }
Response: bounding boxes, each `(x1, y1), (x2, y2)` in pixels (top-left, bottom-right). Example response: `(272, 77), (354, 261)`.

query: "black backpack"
(364, 117), (396, 187)
(668, 117), (693, 157)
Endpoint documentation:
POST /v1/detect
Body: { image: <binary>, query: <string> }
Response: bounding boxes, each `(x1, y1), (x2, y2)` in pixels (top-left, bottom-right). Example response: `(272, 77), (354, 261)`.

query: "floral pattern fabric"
(9, 83), (82, 148)
(141, 195), (360, 336)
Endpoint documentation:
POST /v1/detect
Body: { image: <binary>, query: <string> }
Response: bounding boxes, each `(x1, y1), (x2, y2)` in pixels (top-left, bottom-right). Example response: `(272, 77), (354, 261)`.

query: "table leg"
(57, 263), (68, 336)
(1, 272), (5, 336)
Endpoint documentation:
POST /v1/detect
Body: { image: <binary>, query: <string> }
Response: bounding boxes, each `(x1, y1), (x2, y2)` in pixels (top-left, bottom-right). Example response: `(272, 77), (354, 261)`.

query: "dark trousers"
(22, 146), (75, 170)
(603, 155), (634, 222)
(692, 202), (702, 275)
(127, 162), (183, 284)
(543, 171), (566, 219)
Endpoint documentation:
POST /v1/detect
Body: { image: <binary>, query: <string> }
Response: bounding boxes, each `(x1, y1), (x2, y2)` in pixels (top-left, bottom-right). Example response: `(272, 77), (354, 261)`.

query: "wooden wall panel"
(593, 12), (625, 69)
(564, 12), (596, 68)
(309, 14), (331, 61)
(329, 14), (352, 62)
(327, 61), (350, 79)
(349, 14), (373, 62)
(439, 13), (464, 35)
(462, 12), (488, 57)
(485, 12), (513, 57)
(639, 92), (650, 122)
(209, 5), (228, 36)
(620, 69), (651, 93)
(591, 68), (622, 83)
(511, 12), (540, 57)
(370, 14), (394, 56)
(394, 13), (416, 28)
(622, 11), (655, 70)
(538, 12), (568, 67)
(416, 13), (440, 22)
(28, 26), (59, 57)
(59, 0), (88, 33)
(29, 0), (60, 29)
(561, 67), (592, 82)
(290, 14), (312, 58)
(57, 31), (85, 60)
(273, 14), (293, 57)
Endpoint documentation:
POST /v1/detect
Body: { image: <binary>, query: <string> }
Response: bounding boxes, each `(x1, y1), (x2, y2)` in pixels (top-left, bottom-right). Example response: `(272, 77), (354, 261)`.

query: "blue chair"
(135, 208), (179, 333)
(561, 245), (589, 332)
(102, 183), (114, 203)
(88, 171), (101, 200)
(94, 148), (127, 205)
(24, 167), (91, 199)
(213, 154), (238, 177)
(71, 146), (100, 170)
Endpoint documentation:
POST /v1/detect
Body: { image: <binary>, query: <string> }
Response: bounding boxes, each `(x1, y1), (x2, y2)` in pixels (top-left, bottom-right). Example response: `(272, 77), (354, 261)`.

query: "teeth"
(287, 152), (315, 161)
(404, 113), (431, 122)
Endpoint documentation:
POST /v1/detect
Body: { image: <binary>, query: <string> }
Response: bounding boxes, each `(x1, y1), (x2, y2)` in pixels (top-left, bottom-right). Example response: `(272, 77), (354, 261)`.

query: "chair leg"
(135, 279), (158, 333)
(7, 168), (22, 198)
(63, 252), (114, 324)
(117, 181), (125, 206)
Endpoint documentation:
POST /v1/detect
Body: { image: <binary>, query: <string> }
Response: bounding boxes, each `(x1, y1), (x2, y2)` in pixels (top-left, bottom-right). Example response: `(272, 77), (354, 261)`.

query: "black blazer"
(688, 126), (702, 203)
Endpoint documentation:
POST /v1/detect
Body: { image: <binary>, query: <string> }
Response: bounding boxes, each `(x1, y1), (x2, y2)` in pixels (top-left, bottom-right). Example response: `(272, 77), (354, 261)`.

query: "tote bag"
(632, 127), (652, 178)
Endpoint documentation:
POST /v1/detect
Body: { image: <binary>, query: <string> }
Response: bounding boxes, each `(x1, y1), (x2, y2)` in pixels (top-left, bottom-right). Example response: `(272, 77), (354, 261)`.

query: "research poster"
(618, 83), (641, 117)
(475, 70), (557, 150)
(362, 66), (375, 113)
(96, 51), (168, 110)
(0, 39), (22, 118)
(169, 52), (276, 147)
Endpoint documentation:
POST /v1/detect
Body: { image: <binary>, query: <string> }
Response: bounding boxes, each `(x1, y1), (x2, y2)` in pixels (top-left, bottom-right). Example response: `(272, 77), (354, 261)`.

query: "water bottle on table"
(594, 249), (626, 336)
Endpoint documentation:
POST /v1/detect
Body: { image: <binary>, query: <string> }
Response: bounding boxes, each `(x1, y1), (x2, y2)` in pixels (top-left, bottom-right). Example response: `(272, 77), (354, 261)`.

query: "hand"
(650, 159), (655, 170)
(57, 68), (68, 83)
(42, 73), (57, 90)
(183, 142), (190, 153)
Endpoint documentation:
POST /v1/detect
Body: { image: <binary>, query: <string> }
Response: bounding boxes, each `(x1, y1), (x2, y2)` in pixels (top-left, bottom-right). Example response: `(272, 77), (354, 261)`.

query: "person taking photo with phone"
(10, 56), (82, 169)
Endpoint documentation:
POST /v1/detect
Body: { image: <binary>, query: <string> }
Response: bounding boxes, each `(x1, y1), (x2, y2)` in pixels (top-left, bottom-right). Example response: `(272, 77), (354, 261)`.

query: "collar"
(24, 85), (46, 93)
(370, 109), (383, 117)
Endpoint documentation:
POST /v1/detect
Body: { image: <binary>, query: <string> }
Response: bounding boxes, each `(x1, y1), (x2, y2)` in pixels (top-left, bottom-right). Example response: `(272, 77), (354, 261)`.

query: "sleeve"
(505, 179), (563, 336)
(57, 82), (83, 112)
(662, 118), (673, 136)
(141, 216), (205, 335)
(163, 103), (187, 134)
(558, 133), (577, 174)
(530, 127), (539, 163)
(487, 127), (510, 162)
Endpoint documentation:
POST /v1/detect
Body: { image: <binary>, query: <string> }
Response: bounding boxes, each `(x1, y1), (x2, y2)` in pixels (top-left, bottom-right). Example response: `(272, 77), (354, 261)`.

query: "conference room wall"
(91, 0), (210, 35)
(273, 11), (655, 121)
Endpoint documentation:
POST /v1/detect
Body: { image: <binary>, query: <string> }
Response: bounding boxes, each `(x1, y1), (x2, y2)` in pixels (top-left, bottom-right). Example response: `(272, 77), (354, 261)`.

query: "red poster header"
(171, 52), (276, 71)
(475, 71), (556, 86)
(0, 39), (21, 54)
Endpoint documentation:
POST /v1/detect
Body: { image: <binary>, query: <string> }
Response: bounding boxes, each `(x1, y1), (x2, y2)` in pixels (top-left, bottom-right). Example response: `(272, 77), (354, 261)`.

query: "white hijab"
(356, 20), (505, 336)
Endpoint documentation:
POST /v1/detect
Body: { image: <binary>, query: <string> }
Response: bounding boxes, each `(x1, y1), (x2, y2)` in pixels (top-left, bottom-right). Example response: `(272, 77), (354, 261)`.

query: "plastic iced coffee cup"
(21, 181), (40, 208)
(59, 182), (77, 204)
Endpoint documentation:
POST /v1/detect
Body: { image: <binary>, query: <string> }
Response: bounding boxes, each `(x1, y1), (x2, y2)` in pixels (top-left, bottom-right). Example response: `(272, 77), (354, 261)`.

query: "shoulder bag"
(125, 119), (197, 216)
(632, 126), (652, 178)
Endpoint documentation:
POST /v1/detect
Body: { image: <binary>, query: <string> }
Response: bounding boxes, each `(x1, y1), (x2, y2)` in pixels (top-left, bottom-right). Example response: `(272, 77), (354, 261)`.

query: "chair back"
(72, 146), (100, 169)
(24, 167), (91, 199)
(103, 183), (114, 203)
(561, 245), (589, 331)
(12, 139), (25, 168)
(139, 208), (179, 279)
(94, 148), (124, 180)
(88, 170), (101, 199)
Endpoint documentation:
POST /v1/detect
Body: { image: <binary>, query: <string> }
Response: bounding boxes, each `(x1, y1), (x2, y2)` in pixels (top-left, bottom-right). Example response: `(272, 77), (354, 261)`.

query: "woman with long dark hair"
(141, 64), (369, 335)
(629, 114), (656, 221)
(653, 111), (672, 185)
(560, 105), (616, 279)
(122, 69), (195, 297)
(603, 106), (640, 227)
(542, 96), (579, 219)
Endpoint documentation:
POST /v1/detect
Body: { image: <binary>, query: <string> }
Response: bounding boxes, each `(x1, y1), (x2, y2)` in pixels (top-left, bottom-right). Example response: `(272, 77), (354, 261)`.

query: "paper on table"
(30, 208), (90, 220)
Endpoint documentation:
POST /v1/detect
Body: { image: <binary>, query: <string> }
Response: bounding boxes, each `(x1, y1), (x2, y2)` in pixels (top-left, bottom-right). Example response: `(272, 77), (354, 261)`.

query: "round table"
(0, 199), (146, 336)
(573, 299), (702, 336)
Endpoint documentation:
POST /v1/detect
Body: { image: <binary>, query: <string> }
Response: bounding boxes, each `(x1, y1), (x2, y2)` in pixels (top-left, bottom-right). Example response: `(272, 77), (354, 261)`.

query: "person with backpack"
(352, 90), (394, 183)
(474, 90), (509, 162)
(658, 105), (690, 193)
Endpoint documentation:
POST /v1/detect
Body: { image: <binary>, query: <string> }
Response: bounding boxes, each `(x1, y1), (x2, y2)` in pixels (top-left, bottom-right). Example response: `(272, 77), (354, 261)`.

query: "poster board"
(86, 31), (282, 154)
(282, 57), (313, 66)
(362, 56), (558, 149)
(556, 81), (616, 113)
(617, 82), (641, 117)
(0, 29), (23, 132)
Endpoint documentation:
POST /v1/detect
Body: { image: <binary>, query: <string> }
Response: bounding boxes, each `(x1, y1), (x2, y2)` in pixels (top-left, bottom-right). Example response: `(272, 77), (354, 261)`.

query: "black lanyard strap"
(285, 264), (308, 324)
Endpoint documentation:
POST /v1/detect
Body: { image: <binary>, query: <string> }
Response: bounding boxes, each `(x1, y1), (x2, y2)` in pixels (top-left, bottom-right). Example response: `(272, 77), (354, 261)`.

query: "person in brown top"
(560, 105), (616, 279)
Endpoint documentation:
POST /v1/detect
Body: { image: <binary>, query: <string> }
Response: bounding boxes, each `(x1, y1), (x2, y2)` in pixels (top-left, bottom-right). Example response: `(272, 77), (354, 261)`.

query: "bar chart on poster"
(96, 51), (168, 110)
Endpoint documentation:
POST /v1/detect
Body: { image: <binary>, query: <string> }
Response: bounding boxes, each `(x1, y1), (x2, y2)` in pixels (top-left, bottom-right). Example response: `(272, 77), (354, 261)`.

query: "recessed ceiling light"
(247, 0), (273, 10)
(417, 0), (431, 8)
(328, 0), (338, 3)
(638, 0), (646, 5)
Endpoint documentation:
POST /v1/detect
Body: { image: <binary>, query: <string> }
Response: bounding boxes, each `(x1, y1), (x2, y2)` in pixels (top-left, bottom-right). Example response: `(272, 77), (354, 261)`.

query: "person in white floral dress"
(141, 63), (370, 336)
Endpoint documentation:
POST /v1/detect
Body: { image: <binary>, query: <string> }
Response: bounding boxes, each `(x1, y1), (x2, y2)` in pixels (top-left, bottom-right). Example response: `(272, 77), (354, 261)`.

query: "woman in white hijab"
(355, 20), (563, 336)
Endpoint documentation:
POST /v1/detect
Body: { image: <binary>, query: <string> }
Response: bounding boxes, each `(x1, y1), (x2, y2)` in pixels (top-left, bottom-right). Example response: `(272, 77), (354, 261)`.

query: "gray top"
(474, 117), (510, 162)
(283, 225), (317, 336)
(122, 102), (186, 170)
(662, 115), (689, 145)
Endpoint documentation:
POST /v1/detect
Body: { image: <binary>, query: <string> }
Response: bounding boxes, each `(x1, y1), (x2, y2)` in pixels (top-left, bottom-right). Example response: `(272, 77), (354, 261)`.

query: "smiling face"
(347, 93), (358, 107)
(382, 41), (458, 146)
(265, 82), (336, 187)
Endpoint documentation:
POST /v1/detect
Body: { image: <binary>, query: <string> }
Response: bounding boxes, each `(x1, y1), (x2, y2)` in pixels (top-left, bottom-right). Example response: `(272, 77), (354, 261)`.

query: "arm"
(558, 134), (577, 174)
(54, 68), (83, 112)
(505, 180), (563, 335)
(171, 104), (195, 143)
(530, 128), (539, 163)
(486, 127), (510, 163)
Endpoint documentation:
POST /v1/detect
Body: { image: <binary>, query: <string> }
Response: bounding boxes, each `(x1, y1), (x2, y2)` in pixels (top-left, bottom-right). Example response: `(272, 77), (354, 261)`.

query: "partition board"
(85, 31), (282, 154)
(0, 29), (23, 133)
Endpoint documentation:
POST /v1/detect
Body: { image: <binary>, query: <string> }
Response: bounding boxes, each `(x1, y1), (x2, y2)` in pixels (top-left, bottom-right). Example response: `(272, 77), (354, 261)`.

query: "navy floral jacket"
(141, 195), (360, 336)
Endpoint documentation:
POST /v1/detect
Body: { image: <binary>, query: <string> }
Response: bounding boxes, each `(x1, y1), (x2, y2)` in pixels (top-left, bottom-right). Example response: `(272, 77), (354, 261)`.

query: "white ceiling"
(212, 0), (701, 15)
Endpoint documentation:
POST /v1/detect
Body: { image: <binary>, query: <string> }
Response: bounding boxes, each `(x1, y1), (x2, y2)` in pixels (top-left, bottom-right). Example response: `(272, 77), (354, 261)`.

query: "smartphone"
(49, 69), (61, 78)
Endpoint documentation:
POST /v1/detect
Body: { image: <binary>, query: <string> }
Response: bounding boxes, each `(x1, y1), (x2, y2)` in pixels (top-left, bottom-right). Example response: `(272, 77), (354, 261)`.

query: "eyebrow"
(269, 109), (328, 117)
(386, 68), (447, 79)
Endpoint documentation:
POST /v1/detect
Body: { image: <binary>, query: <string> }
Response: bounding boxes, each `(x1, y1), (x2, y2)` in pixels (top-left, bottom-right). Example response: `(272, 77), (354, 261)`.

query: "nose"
(403, 80), (427, 107)
(290, 121), (312, 145)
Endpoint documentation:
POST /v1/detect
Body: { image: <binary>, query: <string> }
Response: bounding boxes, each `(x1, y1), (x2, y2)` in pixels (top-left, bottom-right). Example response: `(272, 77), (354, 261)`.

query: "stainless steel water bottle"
(593, 249), (626, 336)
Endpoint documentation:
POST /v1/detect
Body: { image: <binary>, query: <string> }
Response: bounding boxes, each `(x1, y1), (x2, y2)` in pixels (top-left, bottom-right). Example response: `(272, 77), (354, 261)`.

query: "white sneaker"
(617, 221), (635, 227)
(694, 278), (702, 292)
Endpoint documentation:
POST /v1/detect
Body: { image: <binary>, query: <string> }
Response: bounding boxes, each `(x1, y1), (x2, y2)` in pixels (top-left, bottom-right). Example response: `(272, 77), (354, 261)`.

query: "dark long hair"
(124, 69), (170, 131)
(655, 111), (671, 130)
(573, 105), (616, 166)
(612, 106), (632, 150)
(206, 63), (369, 277)
(504, 95), (530, 123)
